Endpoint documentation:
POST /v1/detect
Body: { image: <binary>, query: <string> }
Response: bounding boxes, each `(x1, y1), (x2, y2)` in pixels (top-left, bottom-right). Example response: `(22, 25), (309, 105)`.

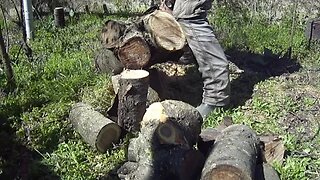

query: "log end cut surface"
(118, 37), (151, 69)
(121, 69), (150, 79)
(96, 124), (121, 152)
(204, 165), (249, 180)
(146, 10), (186, 51)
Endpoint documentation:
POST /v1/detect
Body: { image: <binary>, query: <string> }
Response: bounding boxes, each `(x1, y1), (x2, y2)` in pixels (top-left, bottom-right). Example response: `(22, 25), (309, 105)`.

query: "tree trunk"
(118, 69), (149, 132)
(0, 26), (16, 91)
(69, 102), (121, 153)
(201, 124), (259, 180)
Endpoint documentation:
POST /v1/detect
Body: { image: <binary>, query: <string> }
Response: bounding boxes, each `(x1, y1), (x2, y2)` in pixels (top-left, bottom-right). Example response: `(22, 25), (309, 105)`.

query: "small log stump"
(69, 102), (121, 153)
(118, 69), (149, 132)
(54, 7), (65, 27)
(201, 124), (259, 180)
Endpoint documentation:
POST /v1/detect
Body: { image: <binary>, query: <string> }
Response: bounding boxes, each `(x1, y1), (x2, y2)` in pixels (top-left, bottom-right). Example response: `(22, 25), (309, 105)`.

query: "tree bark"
(69, 102), (121, 153)
(94, 47), (123, 75)
(201, 124), (259, 180)
(141, 100), (203, 147)
(118, 69), (149, 132)
(0, 26), (16, 91)
(119, 100), (204, 180)
(127, 100), (202, 162)
(255, 163), (280, 180)
(101, 20), (127, 49)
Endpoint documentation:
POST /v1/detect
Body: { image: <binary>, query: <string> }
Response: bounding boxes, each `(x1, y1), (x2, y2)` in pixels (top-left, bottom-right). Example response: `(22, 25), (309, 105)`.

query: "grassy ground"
(0, 8), (319, 180)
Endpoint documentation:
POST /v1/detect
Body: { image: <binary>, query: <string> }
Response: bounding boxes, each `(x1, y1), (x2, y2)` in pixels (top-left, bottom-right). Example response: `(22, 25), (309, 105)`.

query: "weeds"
(0, 5), (320, 180)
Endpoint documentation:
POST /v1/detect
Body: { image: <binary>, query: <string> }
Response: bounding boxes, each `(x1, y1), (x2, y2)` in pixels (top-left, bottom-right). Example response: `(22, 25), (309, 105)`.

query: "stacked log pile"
(69, 9), (283, 180)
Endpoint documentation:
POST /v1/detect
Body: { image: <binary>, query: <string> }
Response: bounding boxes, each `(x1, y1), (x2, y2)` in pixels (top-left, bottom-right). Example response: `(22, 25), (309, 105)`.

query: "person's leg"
(178, 19), (230, 117)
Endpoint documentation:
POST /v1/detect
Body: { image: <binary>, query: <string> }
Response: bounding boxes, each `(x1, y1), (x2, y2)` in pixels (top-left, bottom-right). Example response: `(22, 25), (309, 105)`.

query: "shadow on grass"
(0, 121), (60, 179)
(226, 48), (302, 108)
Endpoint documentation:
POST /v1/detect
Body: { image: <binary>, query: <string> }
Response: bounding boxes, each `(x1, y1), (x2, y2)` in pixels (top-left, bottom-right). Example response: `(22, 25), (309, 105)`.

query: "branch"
(0, 5), (10, 52)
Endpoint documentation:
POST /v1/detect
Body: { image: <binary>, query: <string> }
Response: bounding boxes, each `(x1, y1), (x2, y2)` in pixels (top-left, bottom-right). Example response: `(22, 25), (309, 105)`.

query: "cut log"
(120, 100), (203, 180)
(117, 28), (151, 69)
(121, 147), (205, 180)
(259, 136), (285, 164)
(111, 74), (160, 109)
(201, 124), (259, 180)
(255, 163), (280, 180)
(143, 10), (186, 51)
(94, 47), (123, 75)
(198, 116), (234, 156)
(69, 102), (121, 153)
(101, 20), (128, 49)
(141, 100), (203, 147)
(127, 100), (202, 162)
(118, 69), (149, 132)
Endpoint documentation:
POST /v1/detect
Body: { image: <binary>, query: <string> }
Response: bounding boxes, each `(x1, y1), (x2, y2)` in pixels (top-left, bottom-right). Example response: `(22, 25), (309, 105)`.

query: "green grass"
(0, 7), (320, 180)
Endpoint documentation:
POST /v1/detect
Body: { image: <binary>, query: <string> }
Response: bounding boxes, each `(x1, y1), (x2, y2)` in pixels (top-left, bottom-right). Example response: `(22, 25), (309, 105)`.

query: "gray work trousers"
(178, 18), (230, 106)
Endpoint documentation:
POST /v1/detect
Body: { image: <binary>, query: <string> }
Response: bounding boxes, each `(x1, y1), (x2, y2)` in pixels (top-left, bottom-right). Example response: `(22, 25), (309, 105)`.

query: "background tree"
(0, 25), (16, 92)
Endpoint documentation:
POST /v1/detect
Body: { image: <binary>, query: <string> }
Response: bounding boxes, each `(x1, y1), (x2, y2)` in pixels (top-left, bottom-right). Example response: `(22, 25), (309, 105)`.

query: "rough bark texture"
(198, 117), (234, 156)
(118, 69), (149, 132)
(69, 102), (121, 153)
(255, 163), (280, 180)
(141, 100), (203, 147)
(94, 47), (123, 75)
(111, 74), (160, 107)
(101, 20), (127, 49)
(128, 100), (202, 162)
(0, 27), (16, 91)
(201, 124), (259, 180)
(119, 100), (204, 180)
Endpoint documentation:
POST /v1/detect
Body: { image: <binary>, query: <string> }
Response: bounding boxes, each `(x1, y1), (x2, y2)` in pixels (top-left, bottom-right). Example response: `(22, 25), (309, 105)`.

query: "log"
(120, 146), (204, 180)
(54, 7), (65, 27)
(198, 116), (234, 156)
(259, 136), (285, 164)
(118, 69), (149, 132)
(141, 100), (203, 147)
(101, 20), (128, 49)
(111, 74), (161, 107)
(69, 102), (121, 153)
(127, 100), (202, 162)
(117, 27), (151, 69)
(120, 100), (203, 180)
(255, 163), (280, 180)
(143, 10), (186, 51)
(94, 47), (123, 75)
(201, 124), (259, 180)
